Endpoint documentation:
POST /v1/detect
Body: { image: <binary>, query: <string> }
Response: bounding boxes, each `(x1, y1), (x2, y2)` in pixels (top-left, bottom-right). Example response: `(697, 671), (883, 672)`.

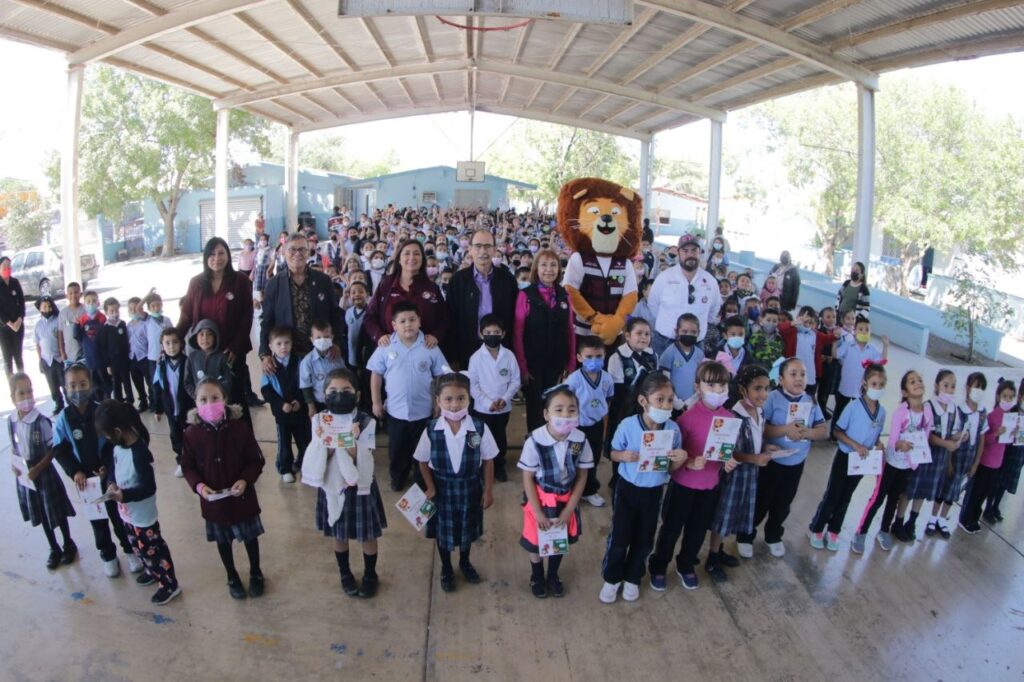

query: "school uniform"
(518, 426), (594, 553)
(939, 403), (987, 505)
(711, 402), (764, 537)
(128, 315), (150, 409)
(960, 408), (1009, 528)
(344, 305), (368, 367)
(299, 348), (346, 412)
(57, 304), (85, 363)
(564, 367), (614, 497)
(809, 397), (886, 535)
(991, 435), (1024, 513)
(144, 314), (174, 370)
(73, 311), (109, 398)
(151, 353), (194, 463)
(8, 410), (75, 532)
(603, 415), (680, 586)
(778, 323), (831, 395)
(857, 404), (933, 535)
(414, 416), (498, 552)
(816, 324), (840, 413)
(606, 344), (658, 486)
(367, 331), (449, 488)
(906, 399), (957, 501)
(832, 338), (883, 435)
(34, 313), (65, 411)
(53, 402), (132, 561)
(659, 342), (704, 406)
(737, 389), (825, 545)
(468, 344), (521, 475)
(260, 353), (310, 475)
(98, 319), (132, 403)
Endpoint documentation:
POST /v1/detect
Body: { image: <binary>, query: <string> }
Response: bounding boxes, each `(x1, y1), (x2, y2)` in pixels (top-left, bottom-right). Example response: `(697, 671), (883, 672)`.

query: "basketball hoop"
(435, 15), (533, 32)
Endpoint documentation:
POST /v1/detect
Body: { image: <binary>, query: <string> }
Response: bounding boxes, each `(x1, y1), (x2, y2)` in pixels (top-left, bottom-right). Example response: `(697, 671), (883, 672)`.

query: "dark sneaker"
(440, 571), (456, 593)
(46, 549), (62, 570)
(982, 511), (998, 524)
(901, 520), (917, 543)
(717, 549), (740, 568)
(247, 394), (265, 407)
(649, 574), (667, 592)
(228, 578), (247, 600)
(61, 541), (77, 565)
(151, 586), (182, 605)
(460, 562), (481, 584)
(530, 578), (548, 599)
(678, 570), (699, 590)
(705, 560), (727, 584)
(547, 578), (565, 598)
(358, 575), (379, 599)
(891, 522), (911, 543)
(958, 521), (981, 535)
(248, 573), (265, 598)
(992, 509), (1005, 522)
(136, 572), (157, 586)
(340, 574), (359, 597)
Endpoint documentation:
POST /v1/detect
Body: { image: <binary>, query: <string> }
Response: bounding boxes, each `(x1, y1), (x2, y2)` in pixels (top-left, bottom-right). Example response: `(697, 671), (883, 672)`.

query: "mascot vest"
(576, 254), (628, 336)
(523, 284), (570, 373)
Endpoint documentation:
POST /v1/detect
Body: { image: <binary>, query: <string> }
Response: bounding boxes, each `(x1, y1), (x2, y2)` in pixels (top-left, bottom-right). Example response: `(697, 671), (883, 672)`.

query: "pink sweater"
(981, 408), (1008, 469)
(512, 286), (577, 379)
(673, 401), (734, 490)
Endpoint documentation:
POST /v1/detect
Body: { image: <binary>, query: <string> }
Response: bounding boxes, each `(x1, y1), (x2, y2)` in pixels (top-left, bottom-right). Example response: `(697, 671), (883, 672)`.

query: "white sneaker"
(599, 581), (621, 604)
(282, 473), (295, 483)
(104, 558), (122, 578)
(584, 493), (606, 508)
(622, 582), (640, 602)
(126, 554), (144, 574)
(174, 465), (183, 478)
(767, 541), (786, 558)
(736, 542), (753, 559)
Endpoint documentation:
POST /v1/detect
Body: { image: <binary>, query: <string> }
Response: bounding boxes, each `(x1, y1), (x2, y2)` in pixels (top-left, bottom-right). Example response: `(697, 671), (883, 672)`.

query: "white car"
(9, 245), (98, 298)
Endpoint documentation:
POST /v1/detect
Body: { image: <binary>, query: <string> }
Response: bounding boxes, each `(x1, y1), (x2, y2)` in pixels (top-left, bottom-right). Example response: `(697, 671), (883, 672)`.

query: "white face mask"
(865, 387), (885, 401)
(371, 259), (385, 270)
(312, 337), (333, 352)
(969, 388), (986, 405)
(647, 406), (672, 424)
(702, 391), (729, 409)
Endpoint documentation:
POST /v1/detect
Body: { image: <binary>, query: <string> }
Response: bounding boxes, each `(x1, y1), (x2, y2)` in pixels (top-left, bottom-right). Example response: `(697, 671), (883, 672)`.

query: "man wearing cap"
(648, 233), (722, 357)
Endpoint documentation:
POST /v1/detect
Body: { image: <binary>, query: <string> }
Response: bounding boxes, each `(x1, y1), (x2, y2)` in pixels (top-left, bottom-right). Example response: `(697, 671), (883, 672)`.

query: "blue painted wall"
(360, 166), (531, 210)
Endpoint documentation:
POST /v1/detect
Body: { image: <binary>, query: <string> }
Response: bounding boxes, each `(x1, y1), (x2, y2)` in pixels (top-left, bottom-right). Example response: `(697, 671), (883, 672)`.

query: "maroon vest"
(576, 254), (627, 335)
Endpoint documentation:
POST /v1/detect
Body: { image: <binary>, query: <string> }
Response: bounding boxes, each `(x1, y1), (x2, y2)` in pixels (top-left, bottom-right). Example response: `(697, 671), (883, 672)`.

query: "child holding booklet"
(649, 361), (738, 590)
(415, 373), (497, 593)
(519, 385), (593, 598)
(736, 358), (828, 559)
(181, 378), (266, 600)
(301, 368), (384, 598)
(959, 379), (1017, 534)
(933, 372), (988, 538)
(8, 373), (77, 570)
(601, 373), (687, 604)
(809, 363), (887, 553)
(708, 365), (776, 570)
(853, 371), (932, 552)
(985, 378), (1024, 523)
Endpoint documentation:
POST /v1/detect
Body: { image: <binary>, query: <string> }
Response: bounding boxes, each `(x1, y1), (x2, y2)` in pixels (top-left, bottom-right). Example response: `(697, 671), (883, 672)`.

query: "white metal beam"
(285, 128), (299, 230)
(215, 108), (230, 242)
(639, 138), (653, 215)
(68, 0), (274, 65)
(361, 16), (397, 67)
(234, 13), (322, 77)
(706, 120), (723, 234)
(852, 85), (874, 267)
(637, 0), (879, 88)
(61, 65), (84, 284)
(283, 0), (358, 71)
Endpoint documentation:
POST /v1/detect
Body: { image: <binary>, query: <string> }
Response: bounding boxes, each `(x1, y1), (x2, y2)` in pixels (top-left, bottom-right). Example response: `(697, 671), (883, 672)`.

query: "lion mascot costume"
(558, 177), (643, 346)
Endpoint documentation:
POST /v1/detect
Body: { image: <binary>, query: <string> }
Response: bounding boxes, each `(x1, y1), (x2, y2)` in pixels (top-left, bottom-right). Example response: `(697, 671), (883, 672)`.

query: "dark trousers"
(524, 365), (562, 432)
(809, 449), (863, 534)
(831, 394), (854, 436)
(90, 500), (133, 562)
(387, 416), (429, 488)
(818, 359), (839, 412)
(168, 413), (186, 463)
(737, 460), (806, 544)
(129, 359), (150, 407)
(110, 366), (133, 403)
(960, 464), (999, 527)
(275, 418), (312, 474)
(0, 325), (24, 376)
(125, 521), (178, 590)
(40, 358), (65, 411)
(475, 410), (510, 471)
(581, 421), (606, 496)
(649, 481), (718, 574)
(601, 480), (664, 585)
(229, 354), (253, 426)
(857, 464), (910, 534)
(91, 367), (111, 401)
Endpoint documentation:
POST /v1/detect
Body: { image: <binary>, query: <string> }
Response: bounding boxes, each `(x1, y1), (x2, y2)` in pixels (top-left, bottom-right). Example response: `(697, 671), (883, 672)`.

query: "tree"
(942, 261), (1012, 362)
(71, 66), (270, 256)
(652, 157), (707, 198)
(0, 197), (50, 250)
(269, 131), (399, 179)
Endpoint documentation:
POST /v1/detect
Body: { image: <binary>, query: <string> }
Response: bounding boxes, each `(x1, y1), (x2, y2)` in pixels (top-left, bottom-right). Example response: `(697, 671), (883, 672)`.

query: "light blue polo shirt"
(835, 338), (883, 398)
(764, 388), (825, 466)
(366, 332), (449, 421)
(299, 349), (347, 403)
(834, 397), (886, 454)
(659, 343), (704, 402)
(611, 414), (682, 488)
(564, 368), (614, 427)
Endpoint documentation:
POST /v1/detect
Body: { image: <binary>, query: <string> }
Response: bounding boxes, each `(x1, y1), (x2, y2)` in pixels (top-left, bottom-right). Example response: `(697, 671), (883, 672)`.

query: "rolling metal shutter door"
(453, 189), (490, 209)
(198, 197), (262, 247)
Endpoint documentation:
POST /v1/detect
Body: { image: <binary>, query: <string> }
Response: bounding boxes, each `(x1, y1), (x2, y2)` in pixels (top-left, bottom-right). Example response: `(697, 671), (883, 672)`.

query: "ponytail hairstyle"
(934, 369), (954, 390)
(8, 372), (31, 402)
(995, 377), (1017, 405)
(195, 377), (228, 401)
(624, 317), (652, 336)
(630, 372), (674, 416)
(432, 372), (471, 415)
(860, 363), (887, 396)
(899, 370), (923, 405)
(95, 399), (151, 445)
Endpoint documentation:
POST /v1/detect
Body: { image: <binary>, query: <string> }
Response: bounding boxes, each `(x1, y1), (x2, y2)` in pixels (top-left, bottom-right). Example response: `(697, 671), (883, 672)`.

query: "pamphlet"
(847, 449), (883, 476)
(999, 413), (1019, 444)
(319, 412), (355, 449)
(637, 429), (673, 473)
(785, 402), (812, 428)
(703, 417), (741, 462)
(905, 430), (932, 465)
(537, 524), (569, 557)
(395, 484), (437, 531)
(11, 454), (34, 491)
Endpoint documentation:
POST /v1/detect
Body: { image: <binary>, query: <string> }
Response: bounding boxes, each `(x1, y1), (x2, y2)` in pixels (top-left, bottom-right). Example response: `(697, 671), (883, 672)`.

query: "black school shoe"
(459, 562), (481, 584)
(46, 549), (62, 570)
(547, 578), (565, 598)
(440, 571), (456, 593)
(228, 578), (247, 600)
(530, 578), (548, 599)
(340, 573), (360, 597)
(61, 541), (78, 565)
(891, 521), (911, 543)
(716, 549), (740, 568)
(705, 559), (728, 584)
(248, 573), (265, 598)
(358, 575), (379, 599)
(925, 521), (938, 537)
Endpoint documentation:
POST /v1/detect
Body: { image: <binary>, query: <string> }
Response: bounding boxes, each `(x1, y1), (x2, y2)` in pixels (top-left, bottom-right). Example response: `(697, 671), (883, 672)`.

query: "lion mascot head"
(557, 177), (643, 259)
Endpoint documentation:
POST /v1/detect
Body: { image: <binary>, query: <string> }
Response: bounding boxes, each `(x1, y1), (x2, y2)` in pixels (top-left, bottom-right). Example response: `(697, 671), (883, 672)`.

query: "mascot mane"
(557, 177), (643, 260)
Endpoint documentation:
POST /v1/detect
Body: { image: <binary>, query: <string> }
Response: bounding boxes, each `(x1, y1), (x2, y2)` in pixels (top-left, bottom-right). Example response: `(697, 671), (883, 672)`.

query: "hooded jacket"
(184, 318), (233, 400)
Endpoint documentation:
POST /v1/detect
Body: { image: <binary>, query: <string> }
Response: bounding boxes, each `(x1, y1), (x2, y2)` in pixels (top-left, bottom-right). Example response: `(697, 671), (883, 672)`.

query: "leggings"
(216, 538), (261, 580)
(857, 464), (910, 534)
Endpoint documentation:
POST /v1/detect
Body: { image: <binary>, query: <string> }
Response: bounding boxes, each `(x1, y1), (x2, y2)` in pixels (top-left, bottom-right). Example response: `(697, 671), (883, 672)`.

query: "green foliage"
(941, 261), (1013, 362)
(269, 131), (399, 179)
(74, 66), (271, 256)
(1, 197), (50, 250)
(652, 157), (707, 198)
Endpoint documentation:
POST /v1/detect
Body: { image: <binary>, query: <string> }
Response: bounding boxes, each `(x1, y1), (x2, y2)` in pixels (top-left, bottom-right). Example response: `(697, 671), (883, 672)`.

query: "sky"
(1, 39), (1022, 193)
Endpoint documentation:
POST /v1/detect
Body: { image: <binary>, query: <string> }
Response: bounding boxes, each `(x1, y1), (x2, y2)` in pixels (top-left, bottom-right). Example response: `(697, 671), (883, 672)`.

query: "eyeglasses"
(688, 284), (695, 304)
(471, 243), (495, 251)
(287, 247), (309, 255)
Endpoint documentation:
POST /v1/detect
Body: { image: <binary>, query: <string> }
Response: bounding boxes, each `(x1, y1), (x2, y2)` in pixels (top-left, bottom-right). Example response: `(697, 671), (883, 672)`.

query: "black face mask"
(41, 309), (57, 319)
(326, 391), (357, 415)
(482, 334), (503, 349)
(678, 334), (698, 347)
(851, 271), (861, 281)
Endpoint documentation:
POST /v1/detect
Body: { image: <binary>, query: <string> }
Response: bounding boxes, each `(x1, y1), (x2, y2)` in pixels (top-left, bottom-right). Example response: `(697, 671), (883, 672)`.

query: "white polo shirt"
(413, 417), (498, 474)
(648, 265), (722, 341)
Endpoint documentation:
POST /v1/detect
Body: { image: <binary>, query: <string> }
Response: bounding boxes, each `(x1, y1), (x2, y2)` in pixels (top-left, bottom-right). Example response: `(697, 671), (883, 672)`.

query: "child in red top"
(778, 306), (838, 396)
(959, 379), (1017, 533)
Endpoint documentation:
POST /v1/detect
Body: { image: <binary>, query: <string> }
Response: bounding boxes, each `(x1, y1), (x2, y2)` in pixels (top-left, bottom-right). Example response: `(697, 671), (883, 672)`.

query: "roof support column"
(61, 65), (84, 284)
(285, 127), (299, 231)
(639, 136), (653, 218)
(215, 107), (230, 241)
(706, 120), (723, 236)
(853, 85), (875, 269)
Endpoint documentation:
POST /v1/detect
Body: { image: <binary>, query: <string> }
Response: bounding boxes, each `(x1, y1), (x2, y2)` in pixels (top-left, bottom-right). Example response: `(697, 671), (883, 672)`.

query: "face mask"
(550, 416), (578, 436)
(482, 334), (503, 349)
(969, 388), (986, 404)
(197, 401), (226, 424)
(747, 309), (760, 322)
(326, 391), (357, 415)
(42, 308), (56, 319)
(426, 266), (439, 277)
(85, 304), (98, 316)
(68, 389), (91, 408)
(437, 251), (448, 260)
(726, 336), (745, 350)
(851, 271), (861, 281)
(441, 408), (468, 422)
(107, 314), (119, 324)
(1000, 400), (1016, 411)
(460, 239), (470, 249)
(711, 257), (723, 265)
(865, 388), (885, 401)
(647, 406), (672, 424)
(518, 281), (530, 290)
(666, 255), (678, 266)
(935, 392), (954, 406)
(0, 266), (11, 278)
(371, 259), (385, 270)
(312, 337), (333, 352)
(529, 245), (539, 254)
(760, 322), (777, 335)
(713, 241), (723, 250)
(130, 313), (140, 321)
(678, 334), (698, 347)
(682, 257), (699, 272)
(582, 357), (603, 373)
(16, 398), (34, 413)
(855, 332), (871, 344)
(702, 391), (729, 409)
(151, 312), (163, 321)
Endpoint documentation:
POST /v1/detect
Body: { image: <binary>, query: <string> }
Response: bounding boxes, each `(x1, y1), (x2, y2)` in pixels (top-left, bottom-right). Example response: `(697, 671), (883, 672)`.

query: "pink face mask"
(197, 401), (226, 424)
(441, 408), (468, 422)
(550, 416), (579, 436)
(16, 399), (34, 414)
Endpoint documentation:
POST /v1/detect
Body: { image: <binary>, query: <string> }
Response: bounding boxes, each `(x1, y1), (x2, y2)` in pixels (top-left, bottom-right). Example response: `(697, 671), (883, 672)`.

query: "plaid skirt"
(426, 474), (483, 552)
(996, 445), (1024, 495)
(206, 515), (265, 544)
(710, 463), (757, 537)
(906, 446), (950, 501)
(938, 444), (975, 504)
(16, 465), (75, 528)
(315, 482), (387, 542)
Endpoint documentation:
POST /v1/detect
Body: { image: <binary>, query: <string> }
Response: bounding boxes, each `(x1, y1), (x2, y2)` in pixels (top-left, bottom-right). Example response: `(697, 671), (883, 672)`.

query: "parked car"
(9, 245), (98, 298)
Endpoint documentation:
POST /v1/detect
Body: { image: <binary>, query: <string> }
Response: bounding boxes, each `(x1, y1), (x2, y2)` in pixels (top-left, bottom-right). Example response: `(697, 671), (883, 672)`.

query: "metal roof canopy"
(2, 0), (1023, 140)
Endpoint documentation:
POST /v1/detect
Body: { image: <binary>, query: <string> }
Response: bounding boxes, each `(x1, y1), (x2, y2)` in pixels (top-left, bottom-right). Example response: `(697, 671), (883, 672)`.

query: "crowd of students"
(9, 205), (1023, 607)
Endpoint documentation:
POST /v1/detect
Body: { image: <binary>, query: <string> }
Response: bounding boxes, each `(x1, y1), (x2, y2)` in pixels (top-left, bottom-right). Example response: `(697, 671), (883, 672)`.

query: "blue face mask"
(726, 336), (745, 350)
(582, 357), (603, 373)
(518, 281), (530, 290)
(85, 304), (98, 316)
(747, 308), (761, 322)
